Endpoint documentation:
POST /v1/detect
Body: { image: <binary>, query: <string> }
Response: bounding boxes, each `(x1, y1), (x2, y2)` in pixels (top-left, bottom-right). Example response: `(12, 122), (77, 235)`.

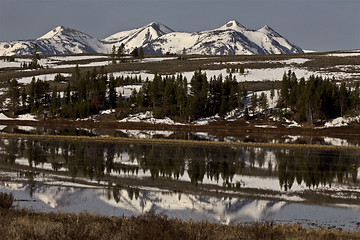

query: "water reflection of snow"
(1, 182), (359, 231)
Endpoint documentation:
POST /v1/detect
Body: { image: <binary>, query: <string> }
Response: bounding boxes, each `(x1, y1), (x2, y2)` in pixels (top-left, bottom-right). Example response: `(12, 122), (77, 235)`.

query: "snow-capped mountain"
(0, 21), (303, 56)
(0, 26), (107, 56)
(103, 22), (174, 53)
(143, 20), (303, 55)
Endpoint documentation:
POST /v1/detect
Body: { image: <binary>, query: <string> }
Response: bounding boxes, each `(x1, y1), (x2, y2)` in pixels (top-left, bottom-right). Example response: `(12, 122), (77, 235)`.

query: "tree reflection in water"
(0, 138), (358, 191)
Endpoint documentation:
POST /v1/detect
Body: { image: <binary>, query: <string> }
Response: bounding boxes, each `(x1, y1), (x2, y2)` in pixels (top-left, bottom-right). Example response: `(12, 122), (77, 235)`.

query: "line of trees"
(127, 71), (249, 122)
(6, 67), (360, 124)
(8, 68), (252, 122)
(279, 70), (360, 123)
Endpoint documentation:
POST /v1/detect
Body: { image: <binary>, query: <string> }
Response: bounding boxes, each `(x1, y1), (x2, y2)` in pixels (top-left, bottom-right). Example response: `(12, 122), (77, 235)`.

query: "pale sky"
(0, 0), (359, 51)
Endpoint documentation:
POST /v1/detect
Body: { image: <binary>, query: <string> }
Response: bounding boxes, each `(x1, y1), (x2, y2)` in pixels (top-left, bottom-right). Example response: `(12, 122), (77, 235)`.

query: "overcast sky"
(1, 0), (359, 52)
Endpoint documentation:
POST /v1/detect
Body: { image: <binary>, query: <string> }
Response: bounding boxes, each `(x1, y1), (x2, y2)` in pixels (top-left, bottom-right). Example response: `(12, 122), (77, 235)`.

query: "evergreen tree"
(117, 43), (125, 57)
(189, 70), (208, 120)
(108, 74), (117, 109)
(250, 92), (258, 116)
(163, 76), (176, 116)
(139, 47), (144, 59)
(339, 82), (348, 117)
(50, 87), (59, 117)
(21, 88), (27, 110)
(111, 45), (116, 64)
(259, 92), (268, 115)
(243, 107), (250, 120)
(270, 83), (275, 105)
(131, 47), (139, 58)
(7, 79), (20, 114)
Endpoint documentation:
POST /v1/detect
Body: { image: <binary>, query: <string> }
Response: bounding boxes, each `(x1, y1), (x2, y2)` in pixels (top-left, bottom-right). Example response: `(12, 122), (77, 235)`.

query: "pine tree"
(131, 47), (139, 58)
(50, 87), (59, 117)
(259, 92), (268, 116)
(7, 79), (20, 115)
(244, 107), (250, 120)
(139, 47), (144, 59)
(108, 74), (117, 109)
(21, 88), (27, 110)
(117, 43), (125, 57)
(111, 45), (116, 64)
(270, 83), (275, 105)
(189, 70), (208, 120)
(339, 82), (348, 117)
(29, 77), (36, 112)
(250, 92), (258, 117)
(31, 42), (40, 69)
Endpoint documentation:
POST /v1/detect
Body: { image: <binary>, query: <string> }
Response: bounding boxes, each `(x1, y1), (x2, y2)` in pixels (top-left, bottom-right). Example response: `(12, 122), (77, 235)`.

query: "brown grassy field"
(1, 208), (359, 240)
(1, 52), (359, 90)
(1, 132), (360, 151)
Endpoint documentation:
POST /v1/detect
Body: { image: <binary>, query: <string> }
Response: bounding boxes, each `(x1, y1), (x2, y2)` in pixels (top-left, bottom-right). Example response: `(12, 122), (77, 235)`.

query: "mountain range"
(0, 20), (303, 56)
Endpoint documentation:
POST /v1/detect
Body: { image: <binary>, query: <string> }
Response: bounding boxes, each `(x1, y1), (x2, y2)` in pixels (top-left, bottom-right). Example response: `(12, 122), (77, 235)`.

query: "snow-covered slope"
(143, 20), (303, 55)
(0, 26), (107, 56)
(103, 22), (174, 53)
(0, 20), (302, 56)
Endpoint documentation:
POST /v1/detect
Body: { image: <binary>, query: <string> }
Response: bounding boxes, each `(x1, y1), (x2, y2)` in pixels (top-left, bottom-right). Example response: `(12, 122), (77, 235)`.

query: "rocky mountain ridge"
(0, 20), (303, 56)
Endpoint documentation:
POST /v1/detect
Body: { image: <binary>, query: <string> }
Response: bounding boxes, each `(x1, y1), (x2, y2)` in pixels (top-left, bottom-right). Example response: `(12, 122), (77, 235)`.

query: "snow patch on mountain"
(0, 26), (107, 56)
(143, 20), (303, 55)
(0, 20), (303, 56)
(103, 22), (174, 53)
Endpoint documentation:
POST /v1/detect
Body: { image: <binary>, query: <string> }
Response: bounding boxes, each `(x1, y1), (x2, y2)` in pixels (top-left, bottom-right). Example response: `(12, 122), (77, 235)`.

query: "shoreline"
(0, 208), (359, 239)
(1, 132), (360, 151)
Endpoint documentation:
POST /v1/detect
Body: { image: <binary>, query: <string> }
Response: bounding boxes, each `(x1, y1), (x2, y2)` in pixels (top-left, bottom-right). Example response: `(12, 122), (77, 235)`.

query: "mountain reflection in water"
(0, 137), (359, 230)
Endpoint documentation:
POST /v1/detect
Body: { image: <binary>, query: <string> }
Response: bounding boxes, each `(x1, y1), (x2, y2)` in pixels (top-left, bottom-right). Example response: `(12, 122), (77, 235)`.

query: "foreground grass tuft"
(0, 208), (359, 240)
(0, 192), (13, 209)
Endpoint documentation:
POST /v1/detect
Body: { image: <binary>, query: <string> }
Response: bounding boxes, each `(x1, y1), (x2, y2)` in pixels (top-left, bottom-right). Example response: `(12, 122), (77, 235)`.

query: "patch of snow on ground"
(17, 126), (36, 131)
(119, 111), (182, 125)
(115, 85), (143, 98)
(323, 137), (351, 146)
(48, 55), (107, 61)
(254, 125), (276, 128)
(112, 72), (155, 81)
(119, 129), (174, 139)
(16, 113), (38, 121)
(0, 113), (11, 120)
(323, 116), (360, 128)
(17, 73), (71, 84)
(99, 109), (115, 115)
(279, 58), (309, 65)
(134, 57), (177, 63)
(327, 52), (360, 57)
(0, 113), (37, 121)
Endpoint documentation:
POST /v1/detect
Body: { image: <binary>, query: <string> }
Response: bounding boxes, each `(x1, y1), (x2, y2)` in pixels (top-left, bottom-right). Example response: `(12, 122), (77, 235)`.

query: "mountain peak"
(219, 20), (247, 31)
(145, 22), (174, 35)
(37, 26), (88, 40)
(258, 25), (281, 37)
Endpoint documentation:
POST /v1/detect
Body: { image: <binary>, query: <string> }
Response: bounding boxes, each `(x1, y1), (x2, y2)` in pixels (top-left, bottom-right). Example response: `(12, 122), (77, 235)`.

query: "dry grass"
(1, 132), (360, 151)
(0, 208), (359, 240)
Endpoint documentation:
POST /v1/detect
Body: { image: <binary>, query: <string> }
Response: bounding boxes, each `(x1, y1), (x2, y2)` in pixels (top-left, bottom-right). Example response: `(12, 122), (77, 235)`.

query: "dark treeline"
(8, 68), (249, 122)
(7, 67), (360, 123)
(0, 138), (357, 190)
(279, 70), (360, 123)
(127, 71), (247, 121)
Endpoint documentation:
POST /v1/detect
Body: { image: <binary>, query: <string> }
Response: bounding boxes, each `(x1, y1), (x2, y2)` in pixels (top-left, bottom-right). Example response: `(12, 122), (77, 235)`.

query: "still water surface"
(0, 137), (359, 230)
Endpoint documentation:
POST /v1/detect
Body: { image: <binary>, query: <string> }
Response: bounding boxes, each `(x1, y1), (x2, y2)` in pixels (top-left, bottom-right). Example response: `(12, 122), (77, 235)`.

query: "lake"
(0, 136), (359, 231)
